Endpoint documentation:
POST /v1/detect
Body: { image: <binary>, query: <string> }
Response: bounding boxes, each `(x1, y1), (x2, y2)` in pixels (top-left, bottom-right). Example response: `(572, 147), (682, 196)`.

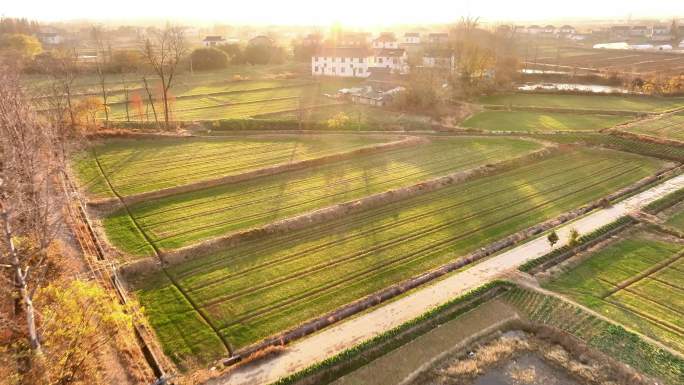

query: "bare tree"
(41, 48), (80, 127)
(140, 24), (186, 129)
(92, 26), (110, 128)
(0, 66), (67, 355)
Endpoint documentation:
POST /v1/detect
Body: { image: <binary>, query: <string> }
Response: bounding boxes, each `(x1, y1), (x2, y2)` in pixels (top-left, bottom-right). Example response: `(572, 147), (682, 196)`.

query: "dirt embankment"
(87, 135), (425, 214)
(142, 145), (559, 270)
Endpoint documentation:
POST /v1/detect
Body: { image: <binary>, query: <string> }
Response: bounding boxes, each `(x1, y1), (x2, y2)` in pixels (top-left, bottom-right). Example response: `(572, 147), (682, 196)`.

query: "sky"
(3, 0), (684, 25)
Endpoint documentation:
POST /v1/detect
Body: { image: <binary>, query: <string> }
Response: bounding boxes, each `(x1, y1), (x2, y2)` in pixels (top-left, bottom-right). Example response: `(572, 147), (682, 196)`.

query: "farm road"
(210, 173), (684, 385)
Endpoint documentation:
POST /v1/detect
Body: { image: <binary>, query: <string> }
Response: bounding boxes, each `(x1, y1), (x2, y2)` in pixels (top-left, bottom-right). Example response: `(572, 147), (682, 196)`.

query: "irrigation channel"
(211, 173), (684, 385)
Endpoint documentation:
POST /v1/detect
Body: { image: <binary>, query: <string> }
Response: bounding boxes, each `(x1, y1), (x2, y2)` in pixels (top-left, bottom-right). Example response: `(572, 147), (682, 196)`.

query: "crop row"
(124, 139), (540, 250)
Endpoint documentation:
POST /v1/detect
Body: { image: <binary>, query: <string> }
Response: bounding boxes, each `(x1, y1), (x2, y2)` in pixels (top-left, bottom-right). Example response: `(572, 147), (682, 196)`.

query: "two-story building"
(651, 25), (672, 42)
(630, 26), (649, 37)
(403, 32), (420, 45)
(427, 32), (449, 45)
(311, 47), (371, 78)
(372, 33), (399, 49)
(422, 49), (456, 71)
(202, 36), (225, 47)
(371, 48), (408, 73)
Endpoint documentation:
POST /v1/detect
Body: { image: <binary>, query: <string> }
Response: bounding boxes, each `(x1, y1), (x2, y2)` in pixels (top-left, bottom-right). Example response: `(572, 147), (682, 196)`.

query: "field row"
(479, 93), (684, 113)
(133, 148), (662, 362)
(545, 231), (684, 353)
(625, 114), (684, 142)
(107, 137), (541, 253)
(462, 110), (630, 132)
(74, 135), (387, 198)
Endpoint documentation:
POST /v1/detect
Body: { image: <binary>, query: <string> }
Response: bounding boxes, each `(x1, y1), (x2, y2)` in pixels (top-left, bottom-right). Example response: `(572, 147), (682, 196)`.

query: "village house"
(542, 25), (556, 35)
(372, 33), (399, 49)
(335, 32), (371, 47)
(248, 35), (275, 46)
(37, 32), (63, 45)
(630, 26), (649, 37)
(651, 25), (672, 42)
(610, 25), (631, 38)
(422, 49), (456, 71)
(302, 33), (322, 46)
(202, 36), (225, 47)
(427, 32), (449, 45)
(403, 32), (420, 45)
(371, 48), (409, 73)
(311, 47), (371, 78)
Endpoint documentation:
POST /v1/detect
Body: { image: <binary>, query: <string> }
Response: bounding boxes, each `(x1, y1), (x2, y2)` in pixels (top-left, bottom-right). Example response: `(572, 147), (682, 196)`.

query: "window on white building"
(341, 67), (345, 73)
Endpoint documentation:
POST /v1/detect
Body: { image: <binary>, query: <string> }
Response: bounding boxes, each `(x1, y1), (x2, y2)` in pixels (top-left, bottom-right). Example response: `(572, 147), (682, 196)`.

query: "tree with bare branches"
(0, 65), (67, 355)
(91, 26), (110, 128)
(140, 24), (187, 129)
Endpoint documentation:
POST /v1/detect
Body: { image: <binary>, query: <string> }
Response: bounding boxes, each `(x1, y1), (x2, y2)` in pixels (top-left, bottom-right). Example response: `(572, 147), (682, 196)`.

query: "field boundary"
(126, 144), (558, 272)
(87, 134), (422, 212)
(482, 104), (649, 116)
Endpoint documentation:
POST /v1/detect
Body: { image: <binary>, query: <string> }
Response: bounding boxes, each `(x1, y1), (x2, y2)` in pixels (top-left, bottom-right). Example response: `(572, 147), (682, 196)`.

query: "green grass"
(544, 231), (684, 353)
(626, 115), (684, 142)
(106, 137), (542, 253)
(462, 110), (630, 132)
(504, 287), (684, 385)
(480, 93), (684, 113)
(132, 148), (662, 359)
(666, 207), (684, 232)
(73, 135), (386, 199)
(263, 104), (434, 131)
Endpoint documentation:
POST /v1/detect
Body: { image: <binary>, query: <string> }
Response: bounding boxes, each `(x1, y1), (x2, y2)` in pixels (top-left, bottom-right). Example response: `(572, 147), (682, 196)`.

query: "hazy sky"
(3, 0), (683, 25)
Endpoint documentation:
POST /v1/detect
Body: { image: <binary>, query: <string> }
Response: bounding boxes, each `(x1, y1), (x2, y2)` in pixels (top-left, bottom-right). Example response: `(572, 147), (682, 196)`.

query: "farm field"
(461, 110), (630, 132)
(665, 204), (684, 232)
(479, 93), (684, 112)
(73, 135), (388, 199)
(625, 114), (684, 142)
(262, 104), (434, 131)
(106, 137), (542, 253)
(132, 148), (663, 362)
(544, 231), (684, 353)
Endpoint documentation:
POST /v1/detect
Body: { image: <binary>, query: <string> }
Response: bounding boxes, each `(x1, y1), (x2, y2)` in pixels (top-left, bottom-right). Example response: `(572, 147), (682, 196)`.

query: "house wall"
(403, 36), (420, 44)
(370, 54), (408, 73)
(372, 40), (399, 49)
(311, 56), (370, 78)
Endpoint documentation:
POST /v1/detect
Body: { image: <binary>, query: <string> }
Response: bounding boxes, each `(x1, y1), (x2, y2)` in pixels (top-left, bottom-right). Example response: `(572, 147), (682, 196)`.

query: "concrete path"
(211, 173), (684, 385)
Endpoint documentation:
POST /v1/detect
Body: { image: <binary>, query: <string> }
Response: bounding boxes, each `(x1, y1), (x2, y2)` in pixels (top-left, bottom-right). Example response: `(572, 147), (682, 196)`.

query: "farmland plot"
(108, 137), (542, 253)
(626, 115), (684, 142)
(73, 135), (388, 198)
(545, 232), (684, 353)
(462, 110), (630, 132)
(133, 148), (663, 361)
(480, 93), (684, 113)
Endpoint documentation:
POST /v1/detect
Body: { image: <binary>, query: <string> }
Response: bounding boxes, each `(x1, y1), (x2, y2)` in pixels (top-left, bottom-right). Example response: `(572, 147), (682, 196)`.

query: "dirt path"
(210, 173), (684, 385)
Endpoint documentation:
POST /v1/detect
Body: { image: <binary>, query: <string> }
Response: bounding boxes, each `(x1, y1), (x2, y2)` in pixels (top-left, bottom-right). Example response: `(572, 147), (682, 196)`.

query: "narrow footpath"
(211, 173), (684, 385)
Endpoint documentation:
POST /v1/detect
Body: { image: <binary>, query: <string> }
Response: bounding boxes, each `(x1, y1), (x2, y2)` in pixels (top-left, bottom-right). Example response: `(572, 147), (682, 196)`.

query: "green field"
(132, 148), (662, 362)
(665, 205), (684, 231)
(480, 93), (684, 112)
(545, 231), (684, 353)
(73, 135), (387, 199)
(626, 115), (684, 142)
(462, 110), (630, 132)
(263, 104), (434, 131)
(106, 137), (542, 253)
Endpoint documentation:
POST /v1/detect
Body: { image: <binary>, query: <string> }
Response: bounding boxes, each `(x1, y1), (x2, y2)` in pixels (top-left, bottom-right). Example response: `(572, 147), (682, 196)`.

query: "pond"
(472, 353), (583, 385)
(517, 82), (631, 94)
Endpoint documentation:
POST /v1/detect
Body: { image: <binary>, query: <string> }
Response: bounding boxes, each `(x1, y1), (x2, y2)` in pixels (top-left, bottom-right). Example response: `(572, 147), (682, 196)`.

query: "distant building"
(422, 49), (456, 71)
(610, 26), (631, 38)
(403, 32), (420, 45)
(371, 48), (408, 73)
(202, 36), (225, 47)
(651, 25), (672, 41)
(37, 32), (63, 45)
(302, 33), (322, 46)
(337, 32), (371, 47)
(527, 25), (543, 35)
(372, 33), (398, 49)
(427, 32), (449, 44)
(558, 25), (576, 36)
(248, 35), (275, 46)
(543, 25), (556, 34)
(630, 26), (649, 37)
(311, 47), (371, 78)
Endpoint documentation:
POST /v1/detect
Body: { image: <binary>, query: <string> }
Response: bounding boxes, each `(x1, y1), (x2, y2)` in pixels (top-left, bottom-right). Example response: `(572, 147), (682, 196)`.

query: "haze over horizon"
(3, 0), (684, 26)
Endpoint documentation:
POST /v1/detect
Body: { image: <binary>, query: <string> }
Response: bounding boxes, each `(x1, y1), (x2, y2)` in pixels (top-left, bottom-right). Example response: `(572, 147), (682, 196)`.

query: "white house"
(311, 47), (371, 78)
(371, 48), (408, 74)
(558, 25), (576, 37)
(202, 36), (225, 47)
(37, 32), (63, 45)
(372, 33), (399, 49)
(427, 32), (449, 44)
(423, 49), (456, 71)
(403, 32), (420, 45)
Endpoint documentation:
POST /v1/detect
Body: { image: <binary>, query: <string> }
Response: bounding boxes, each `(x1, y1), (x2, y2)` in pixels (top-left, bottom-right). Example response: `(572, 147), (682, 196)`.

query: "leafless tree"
(41, 48), (81, 127)
(0, 65), (67, 355)
(92, 26), (110, 127)
(140, 24), (187, 129)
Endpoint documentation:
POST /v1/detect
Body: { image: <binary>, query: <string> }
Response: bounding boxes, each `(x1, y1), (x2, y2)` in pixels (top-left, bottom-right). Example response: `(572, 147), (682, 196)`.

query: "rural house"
(526, 25), (543, 34)
(37, 32), (63, 45)
(248, 35), (275, 46)
(371, 48), (409, 74)
(630, 26), (649, 37)
(403, 32), (420, 45)
(651, 25), (672, 41)
(202, 36), (225, 47)
(543, 25), (556, 35)
(558, 25), (576, 36)
(422, 49), (456, 71)
(610, 25), (631, 38)
(372, 33), (399, 49)
(427, 32), (449, 45)
(311, 47), (371, 78)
